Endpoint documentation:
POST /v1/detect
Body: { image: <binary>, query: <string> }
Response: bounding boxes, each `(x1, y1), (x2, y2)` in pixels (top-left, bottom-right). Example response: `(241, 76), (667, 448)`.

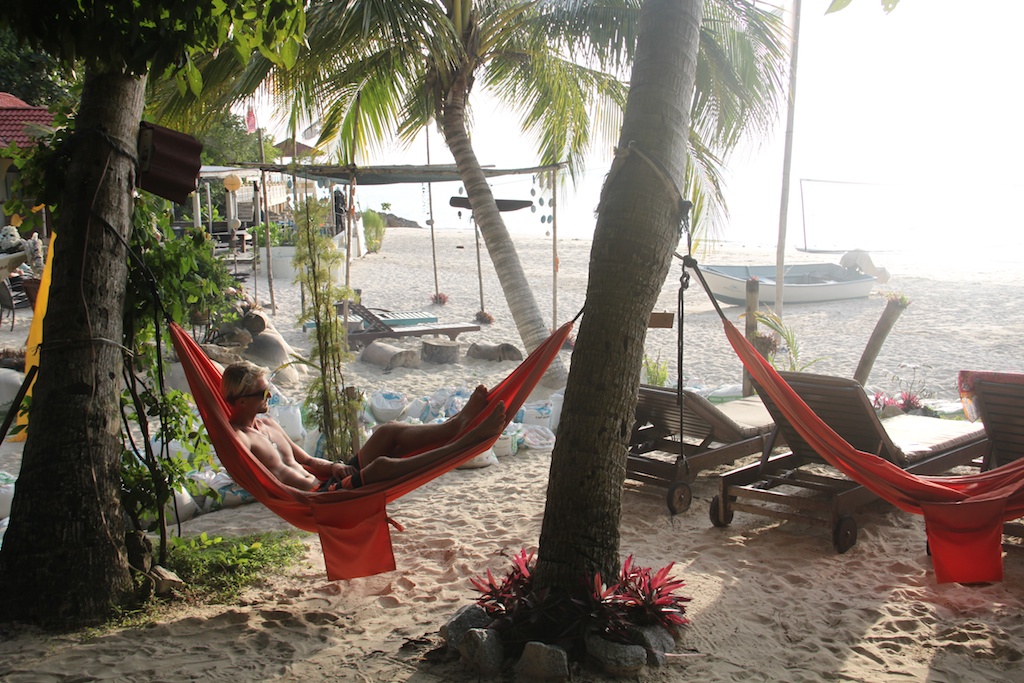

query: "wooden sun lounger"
(333, 301), (439, 327)
(627, 384), (776, 514)
(712, 371), (988, 552)
(969, 373), (1024, 539)
(337, 301), (479, 348)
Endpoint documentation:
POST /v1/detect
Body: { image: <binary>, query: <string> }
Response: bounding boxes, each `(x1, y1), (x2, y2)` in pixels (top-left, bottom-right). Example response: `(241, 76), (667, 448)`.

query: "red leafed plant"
(592, 555), (691, 641)
(475, 310), (494, 325)
(431, 292), (448, 305)
(470, 550), (690, 657)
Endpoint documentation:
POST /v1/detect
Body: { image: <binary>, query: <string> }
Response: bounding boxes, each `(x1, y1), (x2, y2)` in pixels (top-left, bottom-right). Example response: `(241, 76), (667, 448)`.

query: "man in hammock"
(222, 361), (504, 491)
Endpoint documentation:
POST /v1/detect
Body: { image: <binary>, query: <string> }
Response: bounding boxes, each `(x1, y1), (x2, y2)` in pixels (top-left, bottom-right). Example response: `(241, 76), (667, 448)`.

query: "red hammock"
(170, 321), (573, 580)
(722, 319), (1024, 583)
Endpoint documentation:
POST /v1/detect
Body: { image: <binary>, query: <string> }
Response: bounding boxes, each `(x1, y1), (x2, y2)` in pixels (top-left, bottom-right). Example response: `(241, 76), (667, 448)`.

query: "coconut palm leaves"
(153, 0), (788, 363)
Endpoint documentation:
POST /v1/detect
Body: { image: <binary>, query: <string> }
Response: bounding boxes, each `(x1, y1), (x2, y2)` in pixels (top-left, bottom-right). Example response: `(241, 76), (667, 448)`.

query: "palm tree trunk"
(534, 0), (704, 588)
(441, 80), (568, 387)
(0, 67), (145, 628)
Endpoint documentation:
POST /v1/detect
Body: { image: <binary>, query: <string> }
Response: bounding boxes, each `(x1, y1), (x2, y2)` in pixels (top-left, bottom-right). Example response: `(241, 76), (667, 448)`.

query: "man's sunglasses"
(234, 388), (271, 401)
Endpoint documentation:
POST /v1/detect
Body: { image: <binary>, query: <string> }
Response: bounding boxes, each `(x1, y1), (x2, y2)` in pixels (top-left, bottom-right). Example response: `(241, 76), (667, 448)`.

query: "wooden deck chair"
(627, 384), (775, 514)
(713, 371), (988, 554)
(337, 300), (479, 348)
(333, 301), (439, 327)
(963, 371), (1024, 538)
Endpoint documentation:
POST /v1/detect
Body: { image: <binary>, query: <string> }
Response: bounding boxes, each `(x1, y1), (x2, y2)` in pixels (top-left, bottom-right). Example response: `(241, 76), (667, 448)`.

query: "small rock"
(515, 641), (569, 681)
(585, 634), (646, 677)
(441, 604), (491, 651)
(459, 627), (504, 676)
(634, 624), (676, 667)
(149, 566), (185, 596)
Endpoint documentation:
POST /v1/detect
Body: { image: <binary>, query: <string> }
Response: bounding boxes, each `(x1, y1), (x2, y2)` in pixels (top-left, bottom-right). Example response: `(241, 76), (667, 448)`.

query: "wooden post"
(743, 278), (760, 396)
(854, 296), (910, 386)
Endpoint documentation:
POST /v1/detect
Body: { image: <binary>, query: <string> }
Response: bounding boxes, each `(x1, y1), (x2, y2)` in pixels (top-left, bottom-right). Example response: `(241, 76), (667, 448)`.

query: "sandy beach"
(1, 227), (1023, 681)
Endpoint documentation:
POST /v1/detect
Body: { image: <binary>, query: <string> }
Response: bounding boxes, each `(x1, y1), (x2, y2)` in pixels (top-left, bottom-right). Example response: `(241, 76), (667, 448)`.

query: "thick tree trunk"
(441, 84), (568, 387)
(535, 0), (703, 588)
(0, 68), (146, 628)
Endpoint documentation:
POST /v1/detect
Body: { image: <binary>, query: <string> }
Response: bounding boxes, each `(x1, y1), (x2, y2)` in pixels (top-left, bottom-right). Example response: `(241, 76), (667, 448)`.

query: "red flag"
(245, 106), (257, 133)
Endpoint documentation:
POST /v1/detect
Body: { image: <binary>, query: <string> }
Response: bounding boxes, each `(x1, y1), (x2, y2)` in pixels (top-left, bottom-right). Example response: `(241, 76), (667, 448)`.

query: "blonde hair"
(221, 361), (269, 403)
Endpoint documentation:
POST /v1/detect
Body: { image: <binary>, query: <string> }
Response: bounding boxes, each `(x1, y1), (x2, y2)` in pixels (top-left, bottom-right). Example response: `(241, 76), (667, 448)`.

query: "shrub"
(642, 354), (669, 386)
(362, 209), (385, 253)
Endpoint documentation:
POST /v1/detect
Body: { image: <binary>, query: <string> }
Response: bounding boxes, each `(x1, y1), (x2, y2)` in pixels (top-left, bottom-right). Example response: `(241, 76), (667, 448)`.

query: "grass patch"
(98, 531), (307, 633)
(166, 531), (307, 603)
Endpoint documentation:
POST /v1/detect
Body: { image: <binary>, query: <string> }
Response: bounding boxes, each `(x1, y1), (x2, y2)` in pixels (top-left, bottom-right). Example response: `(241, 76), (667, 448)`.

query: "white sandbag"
(492, 432), (517, 457)
(549, 392), (564, 432)
(217, 482), (255, 508)
(0, 470), (15, 519)
(522, 425), (556, 450)
(426, 387), (455, 420)
(0, 368), (24, 415)
(520, 401), (552, 429)
(166, 487), (199, 524)
(443, 385), (476, 416)
(403, 396), (430, 422)
(370, 389), (406, 422)
(457, 448), (498, 469)
(269, 403), (306, 443)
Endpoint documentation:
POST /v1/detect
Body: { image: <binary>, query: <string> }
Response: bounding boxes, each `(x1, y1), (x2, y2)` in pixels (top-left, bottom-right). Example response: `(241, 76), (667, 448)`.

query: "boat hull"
(698, 263), (877, 306)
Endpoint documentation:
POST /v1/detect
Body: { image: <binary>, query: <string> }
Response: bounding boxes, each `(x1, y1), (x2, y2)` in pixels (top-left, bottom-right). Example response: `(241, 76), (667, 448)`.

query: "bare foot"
(454, 384), (489, 427)
(461, 401), (506, 444)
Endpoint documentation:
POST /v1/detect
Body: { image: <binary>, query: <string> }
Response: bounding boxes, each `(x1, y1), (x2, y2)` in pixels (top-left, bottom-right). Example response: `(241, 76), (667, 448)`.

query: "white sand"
(1, 228), (1023, 681)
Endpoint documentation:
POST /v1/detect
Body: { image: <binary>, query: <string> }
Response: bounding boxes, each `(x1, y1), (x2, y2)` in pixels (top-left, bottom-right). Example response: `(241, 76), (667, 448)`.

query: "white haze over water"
(314, 0), (1024, 277)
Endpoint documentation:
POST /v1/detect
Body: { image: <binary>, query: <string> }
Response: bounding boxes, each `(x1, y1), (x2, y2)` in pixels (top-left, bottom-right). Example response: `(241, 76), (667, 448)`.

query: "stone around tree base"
(459, 628), (504, 676)
(634, 624), (677, 667)
(514, 641), (569, 681)
(441, 604), (492, 652)
(584, 634), (647, 677)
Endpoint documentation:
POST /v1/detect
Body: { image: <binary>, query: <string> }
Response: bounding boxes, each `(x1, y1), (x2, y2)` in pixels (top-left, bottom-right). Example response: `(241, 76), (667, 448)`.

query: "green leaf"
(826, 0), (854, 13)
(185, 62), (203, 97)
(279, 37), (300, 70)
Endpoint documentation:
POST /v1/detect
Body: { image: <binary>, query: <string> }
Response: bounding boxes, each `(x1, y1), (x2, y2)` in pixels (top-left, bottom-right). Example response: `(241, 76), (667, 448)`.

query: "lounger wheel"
(832, 516), (858, 553)
(709, 495), (733, 527)
(666, 482), (692, 515)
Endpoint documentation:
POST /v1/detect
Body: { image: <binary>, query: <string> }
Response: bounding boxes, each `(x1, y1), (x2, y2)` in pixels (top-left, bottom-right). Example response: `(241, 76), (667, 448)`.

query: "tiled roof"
(0, 93), (54, 148)
(0, 93), (30, 108)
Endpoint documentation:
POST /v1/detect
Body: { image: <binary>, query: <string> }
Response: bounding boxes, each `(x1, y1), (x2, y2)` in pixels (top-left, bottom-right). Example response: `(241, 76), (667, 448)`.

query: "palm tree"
(535, 0), (703, 589)
(156, 0), (786, 385)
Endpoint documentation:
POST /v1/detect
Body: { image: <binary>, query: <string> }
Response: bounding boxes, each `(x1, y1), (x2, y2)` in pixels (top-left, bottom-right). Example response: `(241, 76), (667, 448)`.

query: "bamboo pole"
(258, 127), (275, 314)
(550, 167), (558, 328)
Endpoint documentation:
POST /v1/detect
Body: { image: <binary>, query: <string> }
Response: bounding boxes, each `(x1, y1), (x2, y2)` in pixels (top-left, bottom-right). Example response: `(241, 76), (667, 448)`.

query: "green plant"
(293, 196), (360, 460)
(751, 309), (824, 372)
(118, 191), (241, 563)
(254, 221), (296, 248)
(165, 531), (306, 603)
(642, 354), (669, 386)
(362, 208), (385, 253)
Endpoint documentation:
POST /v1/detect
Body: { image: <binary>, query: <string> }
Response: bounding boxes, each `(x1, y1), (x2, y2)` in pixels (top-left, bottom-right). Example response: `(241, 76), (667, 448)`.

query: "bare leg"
(358, 402), (506, 485)
(357, 385), (489, 465)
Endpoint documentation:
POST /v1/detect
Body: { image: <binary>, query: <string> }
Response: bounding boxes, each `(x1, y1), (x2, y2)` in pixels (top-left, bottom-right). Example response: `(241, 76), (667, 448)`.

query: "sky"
(269, 0), (1024, 256)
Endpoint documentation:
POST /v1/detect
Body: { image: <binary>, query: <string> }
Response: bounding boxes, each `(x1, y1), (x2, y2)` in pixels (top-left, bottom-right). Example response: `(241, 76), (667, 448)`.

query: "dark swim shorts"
(312, 454), (363, 491)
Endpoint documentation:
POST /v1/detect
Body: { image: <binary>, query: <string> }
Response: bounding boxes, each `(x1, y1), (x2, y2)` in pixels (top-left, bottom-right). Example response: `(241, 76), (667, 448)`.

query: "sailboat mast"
(775, 0), (803, 317)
